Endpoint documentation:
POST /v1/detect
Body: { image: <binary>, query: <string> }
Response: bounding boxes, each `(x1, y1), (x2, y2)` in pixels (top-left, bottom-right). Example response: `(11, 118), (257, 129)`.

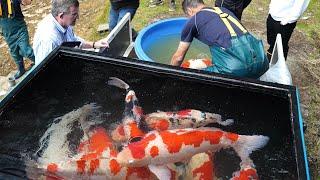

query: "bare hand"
(94, 39), (109, 48)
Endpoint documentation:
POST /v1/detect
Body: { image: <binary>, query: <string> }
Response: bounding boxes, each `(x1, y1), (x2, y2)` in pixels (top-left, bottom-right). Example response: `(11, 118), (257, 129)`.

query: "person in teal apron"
(0, 0), (34, 79)
(171, 0), (268, 79)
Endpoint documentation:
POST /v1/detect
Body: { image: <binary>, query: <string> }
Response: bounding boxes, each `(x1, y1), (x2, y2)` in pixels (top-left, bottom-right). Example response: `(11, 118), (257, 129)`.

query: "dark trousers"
(215, 0), (252, 20)
(0, 17), (35, 65)
(266, 14), (297, 60)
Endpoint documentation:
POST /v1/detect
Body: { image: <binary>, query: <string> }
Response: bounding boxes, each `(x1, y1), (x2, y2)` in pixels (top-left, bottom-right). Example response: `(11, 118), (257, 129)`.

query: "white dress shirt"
(269, 0), (310, 25)
(33, 14), (84, 64)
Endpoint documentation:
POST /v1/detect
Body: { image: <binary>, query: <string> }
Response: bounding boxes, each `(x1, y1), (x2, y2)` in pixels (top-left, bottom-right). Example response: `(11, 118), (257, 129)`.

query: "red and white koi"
(44, 127), (158, 179)
(185, 152), (216, 180)
(145, 109), (233, 131)
(181, 58), (212, 70)
(116, 127), (269, 168)
(107, 77), (144, 142)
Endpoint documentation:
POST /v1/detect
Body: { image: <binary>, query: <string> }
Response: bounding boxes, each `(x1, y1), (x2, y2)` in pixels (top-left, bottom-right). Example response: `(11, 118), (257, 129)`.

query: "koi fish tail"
(107, 77), (130, 90)
(203, 112), (233, 126)
(108, 77), (143, 122)
(233, 135), (269, 162)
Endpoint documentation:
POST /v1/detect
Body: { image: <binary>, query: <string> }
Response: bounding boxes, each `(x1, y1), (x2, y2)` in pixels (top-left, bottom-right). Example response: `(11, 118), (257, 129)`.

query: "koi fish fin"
(234, 135), (269, 162)
(107, 77), (130, 90)
(219, 119), (234, 126)
(148, 164), (172, 180)
(205, 112), (233, 126)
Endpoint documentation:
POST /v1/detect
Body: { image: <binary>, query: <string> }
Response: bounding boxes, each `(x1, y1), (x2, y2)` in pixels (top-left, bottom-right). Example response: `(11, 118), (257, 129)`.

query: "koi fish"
(185, 152), (215, 180)
(116, 127), (269, 169)
(107, 77), (144, 142)
(111, 109), (233, 143)
(231, 166), (258, 180)
(181, 58), (212, 70)
(145, 109), (233, 131)
(44, 127), (158, 180)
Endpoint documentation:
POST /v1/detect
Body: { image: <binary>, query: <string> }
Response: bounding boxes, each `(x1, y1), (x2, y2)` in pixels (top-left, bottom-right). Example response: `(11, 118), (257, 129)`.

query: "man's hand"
(94, 39), (109, 49)
(21, 0), (32, 5)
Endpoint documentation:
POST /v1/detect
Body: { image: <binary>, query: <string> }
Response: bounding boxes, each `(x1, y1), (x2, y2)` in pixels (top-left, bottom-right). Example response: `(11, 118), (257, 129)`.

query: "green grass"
(92, 0), (217, 36)
(297, 0), (320, 50)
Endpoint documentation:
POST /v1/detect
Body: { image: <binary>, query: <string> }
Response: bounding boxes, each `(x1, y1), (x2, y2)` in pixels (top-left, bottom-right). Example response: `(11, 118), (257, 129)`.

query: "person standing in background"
(149, 0), (176, 12)
(214, 0), (251, 20)
(0, 0), (35, 79)
(266, 0), (310, 60)
(109, 0), (139, 38)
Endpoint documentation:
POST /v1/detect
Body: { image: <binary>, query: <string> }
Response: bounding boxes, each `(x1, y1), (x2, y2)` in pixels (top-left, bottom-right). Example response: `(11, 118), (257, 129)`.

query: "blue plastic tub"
(135, 17), (191, 62)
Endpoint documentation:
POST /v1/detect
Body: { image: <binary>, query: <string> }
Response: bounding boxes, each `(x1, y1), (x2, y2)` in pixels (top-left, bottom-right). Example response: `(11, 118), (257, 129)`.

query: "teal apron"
(203, 8), (268, 78)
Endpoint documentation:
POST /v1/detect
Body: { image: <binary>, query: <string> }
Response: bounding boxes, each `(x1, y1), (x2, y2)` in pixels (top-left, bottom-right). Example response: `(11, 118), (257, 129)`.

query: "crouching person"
(171, 0), (268, 79)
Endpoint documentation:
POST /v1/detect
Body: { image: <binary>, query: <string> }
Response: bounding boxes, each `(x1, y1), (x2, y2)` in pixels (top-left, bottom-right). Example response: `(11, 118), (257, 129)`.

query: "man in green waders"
(0, 0), (34, 79)
(171, 0), (268, 79)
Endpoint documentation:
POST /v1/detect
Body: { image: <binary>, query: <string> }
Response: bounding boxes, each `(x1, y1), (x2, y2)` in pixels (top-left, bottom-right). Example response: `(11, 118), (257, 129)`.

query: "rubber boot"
(14, 61), (26, 80)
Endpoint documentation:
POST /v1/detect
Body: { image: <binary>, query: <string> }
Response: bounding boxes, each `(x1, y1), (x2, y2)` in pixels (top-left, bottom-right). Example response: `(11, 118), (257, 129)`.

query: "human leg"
(215, 0), (241, 19)
(243, 0), (252, 9)
(266, 14), (279, 60)
(149, 0), (163, 7)
(266, 14), (296, 60)
(109, 6), (119, 31)
(279, 22), (297, 59)
(118, 8), (138, 39)
(17, 22), (35, 63)
(117, 7), (137, 22)
(0, 18), (26, 79)
(169, 0), (176, 12)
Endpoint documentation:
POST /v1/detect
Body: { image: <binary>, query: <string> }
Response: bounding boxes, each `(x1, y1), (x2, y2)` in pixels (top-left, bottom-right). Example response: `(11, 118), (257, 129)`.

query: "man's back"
(182, 7), (244, 48)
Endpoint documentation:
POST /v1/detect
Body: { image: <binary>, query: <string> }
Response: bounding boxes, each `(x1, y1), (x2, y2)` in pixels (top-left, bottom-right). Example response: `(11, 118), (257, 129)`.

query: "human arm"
(74, 34), (109, 49)
(280, 0), (310, 25)
(170, 42), (190, 66)
(81, 39), (109, 49)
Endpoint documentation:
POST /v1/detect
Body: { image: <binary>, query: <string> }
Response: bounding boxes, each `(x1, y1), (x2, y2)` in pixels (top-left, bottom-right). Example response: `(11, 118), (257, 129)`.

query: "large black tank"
(0, 47), (309, 179)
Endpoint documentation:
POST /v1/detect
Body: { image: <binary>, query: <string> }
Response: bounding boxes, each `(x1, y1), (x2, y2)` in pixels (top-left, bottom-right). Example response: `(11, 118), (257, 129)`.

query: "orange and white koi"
(231, 166), (258, 180)
(111, 109), (233, 143)
(145, 109), (233, 131)
(185, 152), (216, 180)
(230, 156), (259, 180)
(44, 127), (158, 179)
(181, 58), (212, 70)
(116, 127), (269, 168)
(108, 77), (144, 142)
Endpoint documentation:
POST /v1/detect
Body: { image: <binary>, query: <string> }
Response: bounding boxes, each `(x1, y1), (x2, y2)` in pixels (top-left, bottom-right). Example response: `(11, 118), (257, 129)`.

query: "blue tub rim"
(134, 17), (188, 62)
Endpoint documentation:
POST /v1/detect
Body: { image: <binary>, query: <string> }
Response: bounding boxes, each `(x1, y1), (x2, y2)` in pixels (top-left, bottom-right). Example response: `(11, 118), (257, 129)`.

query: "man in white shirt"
(33, 0), (109, 64)
(267, 0), (310, 60)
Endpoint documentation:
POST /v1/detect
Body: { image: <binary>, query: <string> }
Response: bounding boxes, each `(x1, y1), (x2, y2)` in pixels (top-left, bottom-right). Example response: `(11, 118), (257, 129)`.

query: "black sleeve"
(181, 17), (197, 43)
